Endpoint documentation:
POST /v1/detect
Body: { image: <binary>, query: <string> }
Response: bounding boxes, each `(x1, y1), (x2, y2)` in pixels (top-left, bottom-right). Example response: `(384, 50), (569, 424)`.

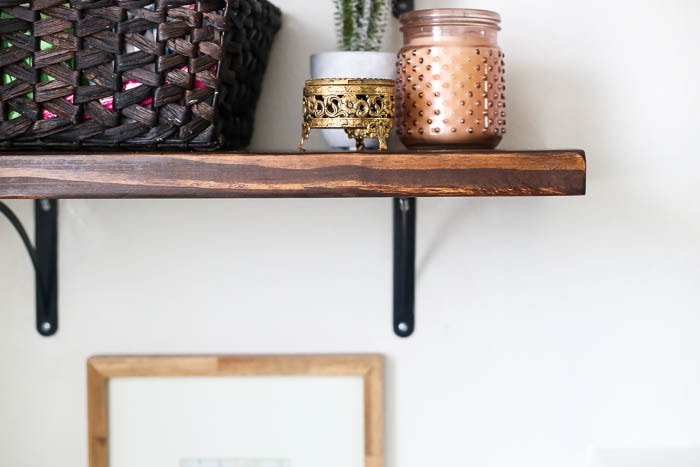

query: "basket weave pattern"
(0, 0), (281, 149)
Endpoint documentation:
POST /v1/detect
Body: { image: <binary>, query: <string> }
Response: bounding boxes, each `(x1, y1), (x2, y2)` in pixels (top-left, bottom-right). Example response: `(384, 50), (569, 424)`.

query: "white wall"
(1, 0), (700, 466)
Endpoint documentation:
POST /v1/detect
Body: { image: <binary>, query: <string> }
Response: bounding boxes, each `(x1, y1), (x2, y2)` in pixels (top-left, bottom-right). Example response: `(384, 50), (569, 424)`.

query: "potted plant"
(310, 0), (395, 149)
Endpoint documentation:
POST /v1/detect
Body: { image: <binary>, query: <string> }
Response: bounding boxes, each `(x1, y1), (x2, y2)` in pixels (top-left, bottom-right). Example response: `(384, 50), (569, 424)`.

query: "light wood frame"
(87, 355), (383, 467)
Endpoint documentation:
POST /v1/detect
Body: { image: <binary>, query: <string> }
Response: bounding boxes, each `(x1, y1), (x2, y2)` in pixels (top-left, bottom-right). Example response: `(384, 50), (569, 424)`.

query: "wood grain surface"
(0, 150), (585, 198)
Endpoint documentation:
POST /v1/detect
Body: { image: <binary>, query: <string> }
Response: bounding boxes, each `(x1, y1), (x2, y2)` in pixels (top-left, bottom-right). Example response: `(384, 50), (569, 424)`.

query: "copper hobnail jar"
(395, 9), (506, 149)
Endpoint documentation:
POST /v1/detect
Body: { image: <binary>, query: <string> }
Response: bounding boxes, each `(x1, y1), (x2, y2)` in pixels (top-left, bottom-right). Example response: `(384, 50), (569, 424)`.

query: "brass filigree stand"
(299, 78), (395, 151)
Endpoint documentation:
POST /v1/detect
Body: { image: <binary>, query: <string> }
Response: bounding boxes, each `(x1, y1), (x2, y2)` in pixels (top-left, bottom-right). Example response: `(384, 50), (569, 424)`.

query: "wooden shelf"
(0, 150), (585, 199)
(0, 148), (586, 337)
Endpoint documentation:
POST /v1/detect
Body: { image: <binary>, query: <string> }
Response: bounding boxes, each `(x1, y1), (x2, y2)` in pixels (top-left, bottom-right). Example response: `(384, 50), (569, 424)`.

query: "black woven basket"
(0, 0), (281, 149)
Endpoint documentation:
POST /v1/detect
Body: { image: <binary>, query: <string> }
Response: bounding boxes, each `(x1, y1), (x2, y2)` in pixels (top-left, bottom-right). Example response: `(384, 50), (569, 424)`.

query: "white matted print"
(180, 459), (291, 467)
(109, 376), (362, 467)
(588, 446), (700, 467)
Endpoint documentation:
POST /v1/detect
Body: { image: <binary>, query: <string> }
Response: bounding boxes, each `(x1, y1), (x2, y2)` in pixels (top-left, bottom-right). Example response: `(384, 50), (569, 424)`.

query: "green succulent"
(333, 0), (390, 51)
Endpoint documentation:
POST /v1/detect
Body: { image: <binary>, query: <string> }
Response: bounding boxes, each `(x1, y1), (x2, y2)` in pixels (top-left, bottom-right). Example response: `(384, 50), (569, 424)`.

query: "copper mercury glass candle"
(395, 9), (506, 149)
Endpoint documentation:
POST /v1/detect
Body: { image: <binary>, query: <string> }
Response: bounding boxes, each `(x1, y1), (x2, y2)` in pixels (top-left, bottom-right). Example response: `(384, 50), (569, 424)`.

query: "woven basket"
(0, 0), (281, 149)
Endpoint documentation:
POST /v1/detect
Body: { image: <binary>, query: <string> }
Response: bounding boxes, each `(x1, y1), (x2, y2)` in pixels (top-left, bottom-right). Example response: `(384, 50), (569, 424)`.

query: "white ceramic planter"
(310, 51), (396, 150)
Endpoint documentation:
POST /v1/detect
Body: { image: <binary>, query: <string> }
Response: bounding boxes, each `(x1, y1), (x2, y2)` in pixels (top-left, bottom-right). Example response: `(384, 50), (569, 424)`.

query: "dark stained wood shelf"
(0, 149), (585, 199)
(0, 148), (586, 337)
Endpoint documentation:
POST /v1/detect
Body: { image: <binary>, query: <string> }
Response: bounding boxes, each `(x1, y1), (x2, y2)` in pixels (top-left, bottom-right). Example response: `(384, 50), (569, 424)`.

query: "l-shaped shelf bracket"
(35, 199), (59, 336)
(16, 198), (419, 337)
(393, 198), (416, 337)
(0, 199), (58, 336)
(392, 0), (414, 18)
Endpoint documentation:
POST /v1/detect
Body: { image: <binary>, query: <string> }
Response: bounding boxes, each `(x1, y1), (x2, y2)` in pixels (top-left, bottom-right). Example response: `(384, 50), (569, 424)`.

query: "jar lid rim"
(400, 8), (501, 24)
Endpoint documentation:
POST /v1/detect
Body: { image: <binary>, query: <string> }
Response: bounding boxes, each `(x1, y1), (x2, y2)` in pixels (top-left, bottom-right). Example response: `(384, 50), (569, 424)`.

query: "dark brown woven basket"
(0, 0), (281, 149)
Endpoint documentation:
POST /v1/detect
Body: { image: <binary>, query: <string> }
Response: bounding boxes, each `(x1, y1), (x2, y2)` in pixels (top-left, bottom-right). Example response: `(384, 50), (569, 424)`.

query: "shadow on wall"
(415, 61), (600, 277)
(500, 61), (595, 152)
(414, 56), (700, 305)
(251, 11), (337, 151)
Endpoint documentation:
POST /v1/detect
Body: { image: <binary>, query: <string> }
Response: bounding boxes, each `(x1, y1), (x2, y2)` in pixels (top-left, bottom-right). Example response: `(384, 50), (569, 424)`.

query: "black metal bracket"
(0, 200), (58, 336)
(7, 198), (413, 338)
(35, 200), (58, 336)
(392, 0), (414, 18)
(393, 197), (415, 337)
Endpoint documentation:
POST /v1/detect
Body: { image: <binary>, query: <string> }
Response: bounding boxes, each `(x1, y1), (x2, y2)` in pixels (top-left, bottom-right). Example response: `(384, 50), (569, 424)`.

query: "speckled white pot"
(310, 51), (396, 150)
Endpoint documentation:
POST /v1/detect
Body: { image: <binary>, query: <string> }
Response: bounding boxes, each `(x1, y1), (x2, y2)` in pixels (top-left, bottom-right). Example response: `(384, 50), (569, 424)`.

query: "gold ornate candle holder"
(299, 78), (395, 151)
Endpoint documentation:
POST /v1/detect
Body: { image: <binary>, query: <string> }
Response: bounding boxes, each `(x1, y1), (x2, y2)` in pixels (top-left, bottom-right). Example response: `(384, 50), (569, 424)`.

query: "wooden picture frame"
(87, 355), (383, 467)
